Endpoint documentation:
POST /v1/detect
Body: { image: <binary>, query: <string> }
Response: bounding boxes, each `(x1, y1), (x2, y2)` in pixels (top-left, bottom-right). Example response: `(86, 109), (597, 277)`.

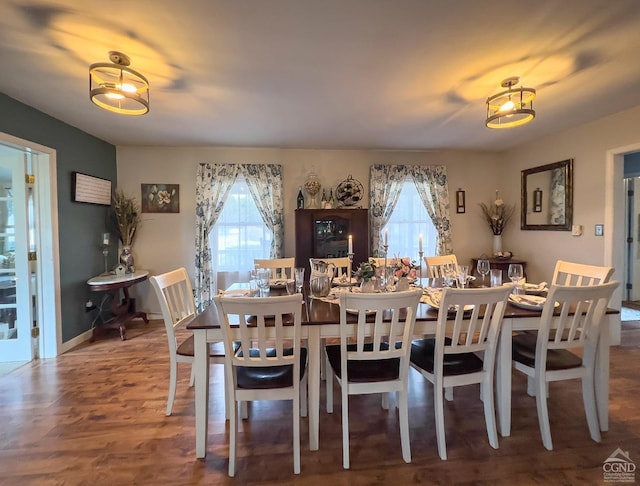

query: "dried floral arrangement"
(111, 188), (141, 246)
(479, 191), (516, 235)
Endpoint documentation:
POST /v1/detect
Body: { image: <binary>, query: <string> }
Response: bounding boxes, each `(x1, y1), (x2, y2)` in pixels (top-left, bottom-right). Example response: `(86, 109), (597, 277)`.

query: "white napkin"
(221, 289), (250, 297)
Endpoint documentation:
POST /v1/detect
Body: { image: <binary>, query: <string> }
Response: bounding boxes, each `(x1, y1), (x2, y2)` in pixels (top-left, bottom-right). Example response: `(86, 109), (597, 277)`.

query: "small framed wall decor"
(456, 189), (466, 213)
(141, 184), (180, 213)
(72, 172), (112, 206)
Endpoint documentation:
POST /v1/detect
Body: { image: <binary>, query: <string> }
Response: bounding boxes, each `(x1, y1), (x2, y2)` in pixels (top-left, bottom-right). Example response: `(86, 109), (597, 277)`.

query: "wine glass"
(477, 259), (490, 287)
(294, 267), (305, 294)
(508, 263), (524, 293)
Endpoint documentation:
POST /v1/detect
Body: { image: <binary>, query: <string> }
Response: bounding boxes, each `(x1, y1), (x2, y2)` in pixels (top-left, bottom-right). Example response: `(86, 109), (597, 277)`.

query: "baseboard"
(60, 328), (93, 354)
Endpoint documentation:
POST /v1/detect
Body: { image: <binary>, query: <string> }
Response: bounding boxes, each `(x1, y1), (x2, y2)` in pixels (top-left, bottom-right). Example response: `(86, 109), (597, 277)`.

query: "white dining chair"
(410, 286), (511, 460)
(254, 257), (295, 280)
(551, 260), (613, 286)
(325, 289), (422, 469)
(213, 293), (307, 476)
(424, 254), (459, 278)
(150, 268), (228, 416)
(512, 281), (619, 450)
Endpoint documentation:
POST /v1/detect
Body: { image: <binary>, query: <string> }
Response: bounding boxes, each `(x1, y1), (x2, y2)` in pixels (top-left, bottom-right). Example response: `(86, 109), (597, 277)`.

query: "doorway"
(0, 132), (60, 362)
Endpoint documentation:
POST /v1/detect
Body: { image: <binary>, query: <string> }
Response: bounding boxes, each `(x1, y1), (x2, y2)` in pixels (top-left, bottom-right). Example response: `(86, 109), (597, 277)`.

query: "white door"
(0, 157), (32, 361)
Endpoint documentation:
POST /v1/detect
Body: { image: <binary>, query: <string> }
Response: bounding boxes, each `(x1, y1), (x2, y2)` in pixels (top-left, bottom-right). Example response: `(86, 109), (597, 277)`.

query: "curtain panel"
(369, 164), (453, 257)
(194, 163), (284, 311)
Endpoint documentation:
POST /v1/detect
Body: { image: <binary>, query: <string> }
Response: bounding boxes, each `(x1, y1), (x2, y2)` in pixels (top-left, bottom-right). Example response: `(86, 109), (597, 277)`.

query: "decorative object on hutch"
(294, 208), (369, 269)
(521, 159), (573, 231)
(296, 186), (304, 209)
(304, 171), (321, 209)
(456, 189), (465, 213)
(89, 51), (150, 116)
(485, 76), (536, 129)
(335, 175), (364, 207)
(479, 191), (515, 257)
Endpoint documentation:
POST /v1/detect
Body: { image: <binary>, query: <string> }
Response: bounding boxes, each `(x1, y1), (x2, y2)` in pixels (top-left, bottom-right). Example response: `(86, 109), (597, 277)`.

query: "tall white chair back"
(551, 260), (613, 286)
(410, 286), (511, 460)
(150, 268), (226, 416)
(512, 281), (619, 450)
(254, 257), (295, 280)
(424, 254), (459, 278)
(213, 294), (306, 476)
(325, 289), (422, 468)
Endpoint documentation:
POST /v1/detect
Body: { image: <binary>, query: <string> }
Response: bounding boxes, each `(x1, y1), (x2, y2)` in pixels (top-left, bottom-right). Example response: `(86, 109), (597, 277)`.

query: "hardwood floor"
(1, 320), (639, 485)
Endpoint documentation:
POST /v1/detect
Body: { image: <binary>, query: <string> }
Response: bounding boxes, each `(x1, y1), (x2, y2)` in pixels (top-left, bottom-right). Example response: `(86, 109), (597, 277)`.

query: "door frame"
(0, 132), (61, 359)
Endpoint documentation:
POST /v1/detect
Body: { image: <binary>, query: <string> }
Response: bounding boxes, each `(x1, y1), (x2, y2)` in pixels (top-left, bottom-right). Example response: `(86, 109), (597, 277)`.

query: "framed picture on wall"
(141, 184), (180, 213)
(72, 172), (112, 205)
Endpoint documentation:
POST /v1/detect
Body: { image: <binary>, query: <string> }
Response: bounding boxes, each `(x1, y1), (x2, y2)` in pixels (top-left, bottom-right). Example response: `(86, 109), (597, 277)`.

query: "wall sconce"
(456, 189), (466, 213)
(533, 188), (543, 213)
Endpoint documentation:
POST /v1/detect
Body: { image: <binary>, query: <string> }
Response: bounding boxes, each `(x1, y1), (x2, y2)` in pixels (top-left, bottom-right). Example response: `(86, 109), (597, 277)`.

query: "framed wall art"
(141, 184), (180, 213)
(72, 172), (112, 206)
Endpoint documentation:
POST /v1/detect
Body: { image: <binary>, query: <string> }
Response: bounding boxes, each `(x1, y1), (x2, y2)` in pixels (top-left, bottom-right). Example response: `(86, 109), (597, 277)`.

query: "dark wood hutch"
(294, 208), (369, 268)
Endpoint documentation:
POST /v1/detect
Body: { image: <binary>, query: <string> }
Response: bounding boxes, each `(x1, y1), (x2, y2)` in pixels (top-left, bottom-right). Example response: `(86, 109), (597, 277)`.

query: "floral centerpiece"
(389, 256), (419, 279)
(355, 258), (377, 282)
(478, 190), (516, 235)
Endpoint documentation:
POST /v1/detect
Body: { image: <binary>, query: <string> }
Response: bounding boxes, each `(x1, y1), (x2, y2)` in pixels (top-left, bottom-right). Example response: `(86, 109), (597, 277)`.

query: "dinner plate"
(508, 294), (559, 310)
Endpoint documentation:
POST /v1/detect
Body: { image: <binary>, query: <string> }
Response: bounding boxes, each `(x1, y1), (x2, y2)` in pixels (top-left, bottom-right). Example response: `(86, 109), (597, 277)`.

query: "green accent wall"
(0, 92), (117, 342)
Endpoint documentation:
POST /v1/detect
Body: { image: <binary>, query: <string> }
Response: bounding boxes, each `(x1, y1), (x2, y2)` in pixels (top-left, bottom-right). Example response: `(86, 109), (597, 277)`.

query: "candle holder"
(347, 252), (354, 292)
(382, 244), (389, 291)
(101, 233), (110, 275)
(417, 250), (424, 288)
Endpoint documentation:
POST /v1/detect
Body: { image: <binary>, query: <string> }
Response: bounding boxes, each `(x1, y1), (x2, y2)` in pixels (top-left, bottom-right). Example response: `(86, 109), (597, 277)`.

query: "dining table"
(186, 281), (619, 459)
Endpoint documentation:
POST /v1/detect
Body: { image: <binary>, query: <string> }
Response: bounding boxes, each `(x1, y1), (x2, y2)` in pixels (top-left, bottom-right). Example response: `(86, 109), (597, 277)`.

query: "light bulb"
(499, 99), (515, 112)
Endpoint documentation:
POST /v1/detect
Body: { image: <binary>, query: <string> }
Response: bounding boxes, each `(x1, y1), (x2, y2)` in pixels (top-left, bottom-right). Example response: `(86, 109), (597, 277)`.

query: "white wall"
(500, 105), (640, 287)
(116, 146), (500, 314)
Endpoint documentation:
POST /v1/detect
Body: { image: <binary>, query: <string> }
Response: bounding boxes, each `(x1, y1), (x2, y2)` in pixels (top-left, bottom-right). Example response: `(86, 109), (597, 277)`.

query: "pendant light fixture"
(89, 51), (149, 115)
(485, 76), (535, 129)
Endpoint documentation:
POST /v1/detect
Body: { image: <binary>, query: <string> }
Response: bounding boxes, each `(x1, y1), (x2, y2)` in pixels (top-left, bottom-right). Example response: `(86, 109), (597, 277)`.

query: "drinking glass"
(294, 267), (305, 294)
(477, 259), (490, 287)
(257, 268), (271, 297)
(457, 265), (469, 289)
(442, 263), (455, 287)
(508, 263), (524, 292)
(490, 269), (503, 287)
(285, 279), (296, 295)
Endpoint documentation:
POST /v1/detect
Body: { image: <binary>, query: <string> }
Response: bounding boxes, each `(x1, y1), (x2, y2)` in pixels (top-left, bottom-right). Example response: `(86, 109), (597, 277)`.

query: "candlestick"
(418, 250), (424, 288)
(418, 234), (423, 253)
(102, 232), (110, 246)
(384, 228), (388, 246)
(348, 235), (353, 254)
(383, 243), (389, 292)
(347, 252), (354, 292)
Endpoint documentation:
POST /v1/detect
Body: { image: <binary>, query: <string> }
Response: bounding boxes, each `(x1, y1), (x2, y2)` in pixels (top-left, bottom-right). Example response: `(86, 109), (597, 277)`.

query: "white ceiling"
(2, 0), (640, 151)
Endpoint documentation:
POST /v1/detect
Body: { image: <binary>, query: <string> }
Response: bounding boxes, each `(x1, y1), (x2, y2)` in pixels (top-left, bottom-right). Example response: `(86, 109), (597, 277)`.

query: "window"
(385, 178), (437, 259)
(209, 175), (271, 274)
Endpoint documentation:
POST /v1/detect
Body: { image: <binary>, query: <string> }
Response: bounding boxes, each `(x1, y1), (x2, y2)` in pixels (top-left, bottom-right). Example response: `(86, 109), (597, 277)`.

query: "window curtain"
(411, 165), (453, 255)
(194, 163), (284, 311)
(369, 164), (453, 257)
(369, 165), (410, 256)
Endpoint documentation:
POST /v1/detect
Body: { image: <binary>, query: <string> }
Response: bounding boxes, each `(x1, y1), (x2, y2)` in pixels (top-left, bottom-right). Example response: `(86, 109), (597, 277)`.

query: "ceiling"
(2, 0), (640, 151)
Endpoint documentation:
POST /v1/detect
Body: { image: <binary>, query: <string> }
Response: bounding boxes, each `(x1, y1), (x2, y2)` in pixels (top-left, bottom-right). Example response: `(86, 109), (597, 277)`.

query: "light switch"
(571, 225), (583, 236)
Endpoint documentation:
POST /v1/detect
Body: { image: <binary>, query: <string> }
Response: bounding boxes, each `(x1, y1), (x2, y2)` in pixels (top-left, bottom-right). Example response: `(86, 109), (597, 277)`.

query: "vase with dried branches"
(111, 188), (141, 273)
